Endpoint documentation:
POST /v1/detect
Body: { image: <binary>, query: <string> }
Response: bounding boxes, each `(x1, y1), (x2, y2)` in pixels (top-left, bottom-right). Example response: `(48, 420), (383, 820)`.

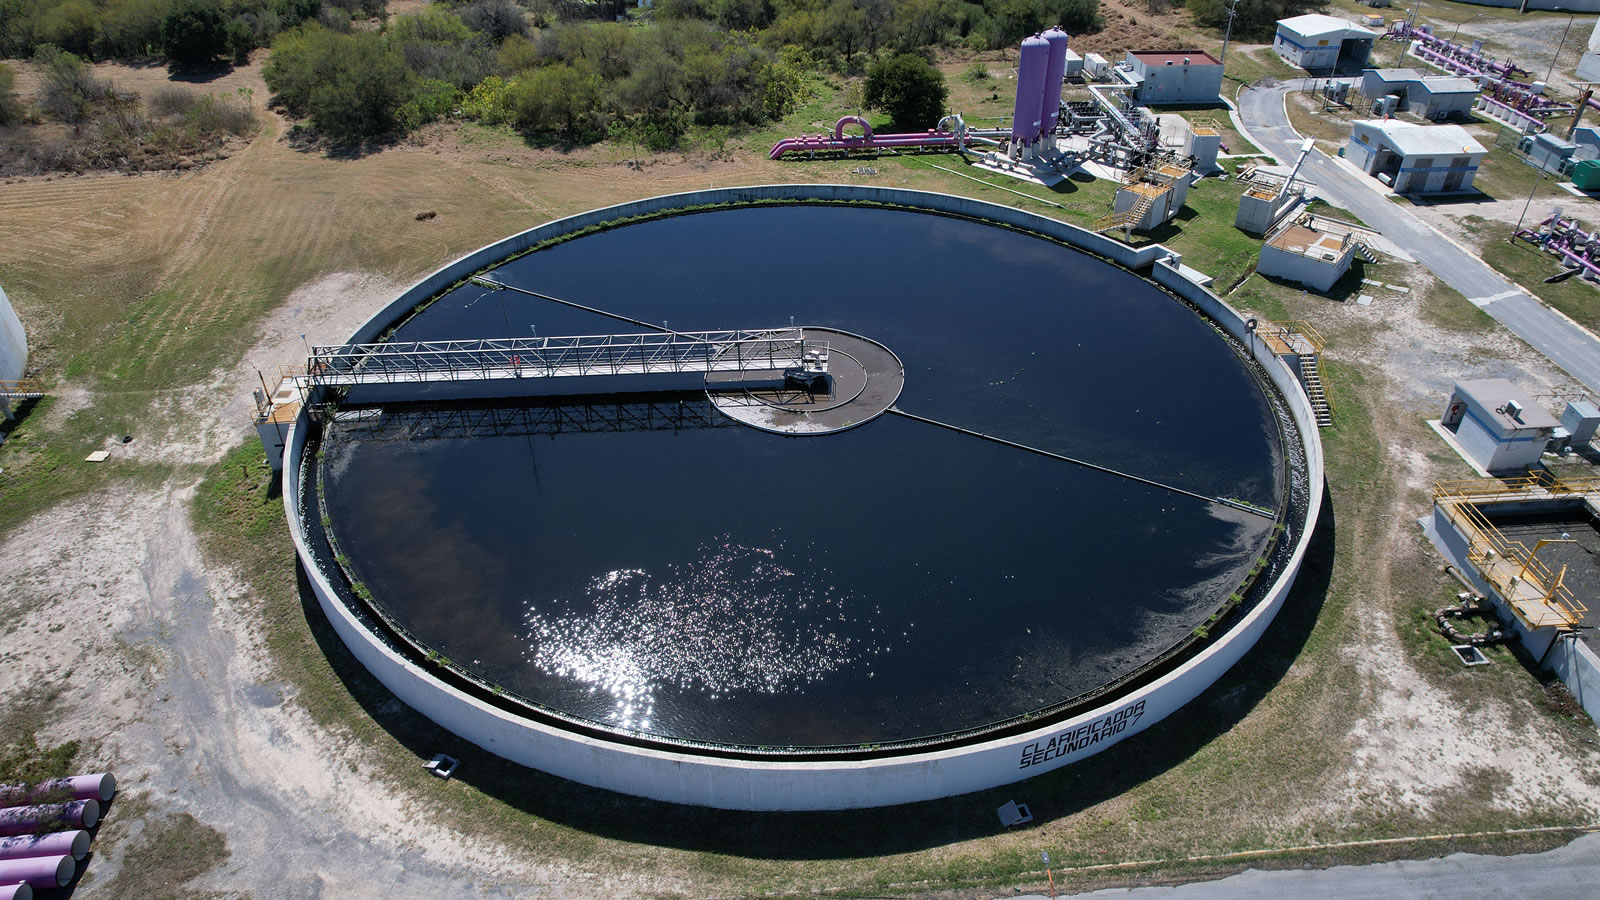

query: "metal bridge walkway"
(308, 329), (827, 389)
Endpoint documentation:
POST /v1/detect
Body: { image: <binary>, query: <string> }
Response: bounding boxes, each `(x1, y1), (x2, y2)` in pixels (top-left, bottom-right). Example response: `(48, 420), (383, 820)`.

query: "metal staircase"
(1090, 192), (1156, 234)
(1297, 354), (1334, 427)
(1352, 239), (1381, 264)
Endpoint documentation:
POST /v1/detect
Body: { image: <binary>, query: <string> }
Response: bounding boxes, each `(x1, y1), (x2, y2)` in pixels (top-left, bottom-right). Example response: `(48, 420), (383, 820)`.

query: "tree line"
(2, 0), (1124, 146)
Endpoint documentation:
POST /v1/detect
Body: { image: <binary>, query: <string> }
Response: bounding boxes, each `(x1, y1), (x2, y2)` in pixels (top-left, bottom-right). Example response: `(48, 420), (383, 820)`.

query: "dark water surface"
(320, 205), (1285, 748)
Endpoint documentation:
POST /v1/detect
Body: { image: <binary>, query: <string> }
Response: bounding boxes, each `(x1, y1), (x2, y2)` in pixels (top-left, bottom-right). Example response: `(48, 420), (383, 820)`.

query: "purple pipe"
(0, 855), (73, 889)
(0, 774), (115, 808)
(832, 115), (872, 141)
(1480, 95), (1548, 132)
(0, 883), (33, 900)
(769, 117), (964, 159)
(0, 800), (99, 837)
(0, 830), (91, 862)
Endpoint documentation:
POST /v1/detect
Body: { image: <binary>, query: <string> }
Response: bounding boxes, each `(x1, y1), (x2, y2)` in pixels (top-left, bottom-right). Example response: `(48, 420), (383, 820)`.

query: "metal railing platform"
(0, 380), (44, 400)
(307, 328), (827, 388)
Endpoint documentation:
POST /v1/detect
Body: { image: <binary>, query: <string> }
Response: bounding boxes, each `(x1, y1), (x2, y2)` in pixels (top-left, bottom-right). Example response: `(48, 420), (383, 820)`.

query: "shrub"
(34, 45), (109, 124)
(0, 63), (24, 126)
(185, 92), (257, 134)
(459, 74), (513, 125)
(508, 62), (606, 141)
(148, 84), (198, 116)
(396, 78), (458, 129)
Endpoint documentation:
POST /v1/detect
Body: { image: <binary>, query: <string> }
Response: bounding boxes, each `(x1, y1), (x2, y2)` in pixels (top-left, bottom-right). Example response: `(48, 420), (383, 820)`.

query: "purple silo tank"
(0, 882), (33, 900)
(1011, 34), (1050, 142)
(1039, 28), (1070, 134)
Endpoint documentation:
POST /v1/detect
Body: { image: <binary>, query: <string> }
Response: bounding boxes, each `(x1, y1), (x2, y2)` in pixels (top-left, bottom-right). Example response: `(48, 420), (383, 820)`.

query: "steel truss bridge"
(307, 329), (827, 389)
(327, 396), (736, 441)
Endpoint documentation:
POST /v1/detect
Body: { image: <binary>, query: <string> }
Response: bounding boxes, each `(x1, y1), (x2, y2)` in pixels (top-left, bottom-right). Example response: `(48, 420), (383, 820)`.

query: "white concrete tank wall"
(0, 284), (27, 384)
(281, 185), (1326, 811)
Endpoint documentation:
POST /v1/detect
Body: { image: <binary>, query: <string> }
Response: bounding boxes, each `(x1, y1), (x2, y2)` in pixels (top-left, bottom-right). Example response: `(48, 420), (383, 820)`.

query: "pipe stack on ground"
(0, 882), (34, 900)
(0, 830), (91, 861)
(0, 854), (73, 888)
(0, 800), (99, 837)
(0, 773), (116, 806)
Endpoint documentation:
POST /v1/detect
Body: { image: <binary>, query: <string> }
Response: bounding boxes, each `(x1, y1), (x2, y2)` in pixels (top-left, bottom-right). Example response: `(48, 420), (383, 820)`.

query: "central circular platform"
(707, 327), (904, 435)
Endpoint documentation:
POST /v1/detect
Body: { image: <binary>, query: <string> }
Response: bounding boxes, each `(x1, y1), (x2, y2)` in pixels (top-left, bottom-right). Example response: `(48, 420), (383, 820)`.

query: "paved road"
(1234, 80), (1600, 394)
(1002, 831), (1599, 898)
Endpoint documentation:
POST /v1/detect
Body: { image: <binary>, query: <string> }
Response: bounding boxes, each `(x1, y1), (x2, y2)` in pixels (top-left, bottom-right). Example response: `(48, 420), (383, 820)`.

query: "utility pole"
(1395, 1), (1420, 67)
(1547, 13), (1577, 83)
(1219, 0), (1241, 67)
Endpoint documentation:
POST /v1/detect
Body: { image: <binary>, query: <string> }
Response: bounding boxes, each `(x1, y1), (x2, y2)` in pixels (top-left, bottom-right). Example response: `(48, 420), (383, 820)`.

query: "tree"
(1190, 0), (1314, 40)
(863, 52), (946, 129)
(162, 0), (229, 65)
(1052, 0), (1101, 34)
(265, 24), (417, 141)
(306, 31), (415, 141)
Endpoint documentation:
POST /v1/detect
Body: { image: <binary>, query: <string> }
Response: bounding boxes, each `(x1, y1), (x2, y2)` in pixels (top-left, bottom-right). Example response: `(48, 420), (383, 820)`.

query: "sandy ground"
(2, 273), (631, 895)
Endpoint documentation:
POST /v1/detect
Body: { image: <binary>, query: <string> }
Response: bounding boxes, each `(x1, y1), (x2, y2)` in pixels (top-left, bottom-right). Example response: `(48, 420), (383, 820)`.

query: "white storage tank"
(0, 284), (25, 385)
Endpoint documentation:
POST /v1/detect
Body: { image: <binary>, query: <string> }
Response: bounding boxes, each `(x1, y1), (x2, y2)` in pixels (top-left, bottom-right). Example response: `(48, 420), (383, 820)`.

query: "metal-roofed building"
(1441, 379), (1561, 473)
(1359, 68), (1423, 106)
(1117, 50), (1224, 104)
(1412, 76), (1479, 120)
(1274, 14), (1380, 72)
(1344, 119), (1487, 193)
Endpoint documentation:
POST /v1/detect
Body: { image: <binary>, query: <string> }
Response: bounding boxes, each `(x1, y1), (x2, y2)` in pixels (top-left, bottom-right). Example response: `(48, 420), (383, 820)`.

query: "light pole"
(1452, 13), (1484, 44)
(1547, 13), (1577, 82)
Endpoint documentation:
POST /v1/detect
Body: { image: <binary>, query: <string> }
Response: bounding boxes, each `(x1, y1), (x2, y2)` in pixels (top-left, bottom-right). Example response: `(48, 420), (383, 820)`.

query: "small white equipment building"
(1344, 120), (1486, 193)
(1118, 50), (1224, 104)
(1411, 76), (1479, 120)
(1441, 379), (1560, 473)
(1274, 14), (1380, 72)
(1359, 68), (1422, 107)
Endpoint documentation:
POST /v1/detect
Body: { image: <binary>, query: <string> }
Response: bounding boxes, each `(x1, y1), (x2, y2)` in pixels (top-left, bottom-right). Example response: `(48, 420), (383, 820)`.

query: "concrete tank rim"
(282, 184), (1326, 810)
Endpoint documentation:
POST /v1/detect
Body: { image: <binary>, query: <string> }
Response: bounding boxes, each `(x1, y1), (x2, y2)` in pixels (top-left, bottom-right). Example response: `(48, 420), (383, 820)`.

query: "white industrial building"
(1274, 14), (1380, 72)
(1358, 69), (1477, 119)
(1411, 76), (1479, 120)
(1117, 50), (1224, 104)
(1344, 120), (1486, 193)
(1441, 379), (1560, 473)
(1359, 67), (1422, 105)
(1257, 217), (1359, 292)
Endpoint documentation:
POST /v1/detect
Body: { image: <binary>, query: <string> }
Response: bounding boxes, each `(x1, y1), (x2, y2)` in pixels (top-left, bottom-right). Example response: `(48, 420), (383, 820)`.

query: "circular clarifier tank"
(292, 189), (1319, 810)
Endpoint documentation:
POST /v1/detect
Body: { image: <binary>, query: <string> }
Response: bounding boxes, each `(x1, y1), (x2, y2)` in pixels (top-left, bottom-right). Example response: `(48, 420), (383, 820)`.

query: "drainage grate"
(1451, 644), (1490, 666)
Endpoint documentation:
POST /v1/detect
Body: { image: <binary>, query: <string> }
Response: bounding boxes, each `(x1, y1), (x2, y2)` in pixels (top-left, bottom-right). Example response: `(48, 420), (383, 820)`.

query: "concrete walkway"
(1001, 831), (1600, 897)
(1233, 80), (1600, 395)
